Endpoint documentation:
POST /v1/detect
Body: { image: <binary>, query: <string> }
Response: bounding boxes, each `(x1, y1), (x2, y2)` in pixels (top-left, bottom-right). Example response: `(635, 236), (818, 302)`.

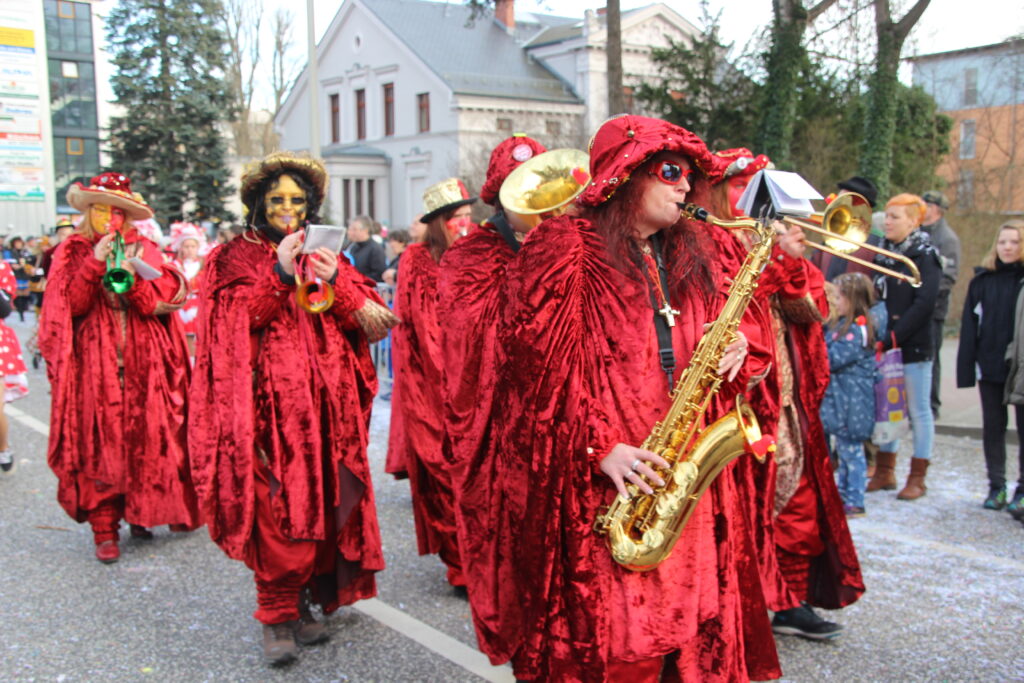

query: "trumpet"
(295, 263), (335, 314)
(781, 192), (922, 287)
(102, 232), (134, 294)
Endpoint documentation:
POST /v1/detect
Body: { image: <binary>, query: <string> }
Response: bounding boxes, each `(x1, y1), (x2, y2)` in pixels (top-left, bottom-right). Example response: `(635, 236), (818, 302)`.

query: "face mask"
(264, 174), (308, 234)
(446, 215), (471, 236)
(90, 204), (126, 235)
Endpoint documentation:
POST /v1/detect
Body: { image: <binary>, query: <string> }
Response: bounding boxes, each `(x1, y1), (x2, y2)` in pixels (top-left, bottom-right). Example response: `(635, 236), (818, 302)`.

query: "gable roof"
(361, 0), (581, 103)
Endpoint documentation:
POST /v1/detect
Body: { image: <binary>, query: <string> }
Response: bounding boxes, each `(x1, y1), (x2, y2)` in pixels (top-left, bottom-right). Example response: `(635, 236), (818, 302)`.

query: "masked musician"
(712, 149), (864, 642)
(189, 152), (396, 666)
(435, 134), (548, 652)
(39, 172), (198, 564)
(482, 116), (779, 681)
(385, 178), (477, 589)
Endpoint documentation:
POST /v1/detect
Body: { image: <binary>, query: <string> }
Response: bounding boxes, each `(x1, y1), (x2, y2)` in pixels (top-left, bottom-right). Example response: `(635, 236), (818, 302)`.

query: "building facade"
(275, 0), (699, 228)
(910, 39), (1024, 215)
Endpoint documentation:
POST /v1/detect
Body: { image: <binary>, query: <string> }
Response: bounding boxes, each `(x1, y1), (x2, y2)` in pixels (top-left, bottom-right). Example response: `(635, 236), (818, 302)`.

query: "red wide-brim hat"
(66, 175), (154, 221)
(577, 115), (724, 207)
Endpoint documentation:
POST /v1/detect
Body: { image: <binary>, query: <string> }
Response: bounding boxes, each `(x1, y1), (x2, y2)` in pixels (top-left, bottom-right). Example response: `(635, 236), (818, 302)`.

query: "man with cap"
(920, 189), (961, 418)
(480, 116), (780, 681)
(39, 172), (199, 564)
(435, 133), (549, 653)
(713, 149), (863, 643)
(190, 151), (395, 665)
(386, 177), (477, 588)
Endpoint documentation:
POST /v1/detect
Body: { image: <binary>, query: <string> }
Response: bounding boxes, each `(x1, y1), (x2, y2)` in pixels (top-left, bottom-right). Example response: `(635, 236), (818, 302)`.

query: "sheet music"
(302, 224), (347, 254)
(736, 170), (823, 217)
(127, 257), (162, 281)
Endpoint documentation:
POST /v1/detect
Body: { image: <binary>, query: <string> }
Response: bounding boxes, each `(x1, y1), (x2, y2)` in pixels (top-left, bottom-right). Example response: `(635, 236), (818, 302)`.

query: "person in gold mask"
(39, 172), (199, 564)
(189, 152), (397, 666)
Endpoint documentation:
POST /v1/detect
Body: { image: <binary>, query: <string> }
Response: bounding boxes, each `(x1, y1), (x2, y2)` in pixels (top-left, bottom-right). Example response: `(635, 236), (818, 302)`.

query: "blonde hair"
(885, 193), (927, 226)
(980, 219), (1024, 270)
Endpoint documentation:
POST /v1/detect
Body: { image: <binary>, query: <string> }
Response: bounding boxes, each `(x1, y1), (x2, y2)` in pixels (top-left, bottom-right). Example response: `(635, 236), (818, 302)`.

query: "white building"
(275, 0), (700, 228)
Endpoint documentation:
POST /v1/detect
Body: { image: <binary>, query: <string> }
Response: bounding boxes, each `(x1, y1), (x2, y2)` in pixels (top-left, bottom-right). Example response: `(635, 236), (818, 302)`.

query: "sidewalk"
(935, 337), (1012, 441)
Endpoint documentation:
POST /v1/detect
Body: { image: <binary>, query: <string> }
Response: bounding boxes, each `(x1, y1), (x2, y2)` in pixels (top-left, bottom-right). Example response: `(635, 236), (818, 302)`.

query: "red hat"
(480, 134), (548, 205)
(713, 148), (773, 181)
(577, 115), (721, 207)
(66, 171), (154, 220)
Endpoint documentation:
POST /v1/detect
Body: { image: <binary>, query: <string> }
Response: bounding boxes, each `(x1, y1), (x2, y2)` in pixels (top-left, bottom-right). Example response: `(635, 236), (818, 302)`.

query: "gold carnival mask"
(90, 204), (126, 235)
(264, 174), (307, 233)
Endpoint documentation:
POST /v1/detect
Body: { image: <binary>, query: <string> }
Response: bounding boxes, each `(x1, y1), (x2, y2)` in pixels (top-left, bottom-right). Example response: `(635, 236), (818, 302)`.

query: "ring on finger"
(631, 458), (642, 472)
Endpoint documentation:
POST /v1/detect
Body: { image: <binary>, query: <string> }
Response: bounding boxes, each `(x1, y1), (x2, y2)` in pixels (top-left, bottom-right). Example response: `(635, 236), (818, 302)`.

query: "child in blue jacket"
(821, 272), (888, 515)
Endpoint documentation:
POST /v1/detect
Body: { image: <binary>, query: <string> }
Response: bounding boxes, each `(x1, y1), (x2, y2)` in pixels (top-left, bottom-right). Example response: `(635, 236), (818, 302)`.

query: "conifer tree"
(106, 0), (235, 224)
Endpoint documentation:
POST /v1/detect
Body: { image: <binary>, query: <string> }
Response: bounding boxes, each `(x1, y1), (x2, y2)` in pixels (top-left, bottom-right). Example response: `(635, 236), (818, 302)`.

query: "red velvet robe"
(491, 215), (780, 682)
(437, 222), (518, 659)
(751, 254), (865, 609)
(39, 232), (198, 528)
(386, 241), (463, 584)
(188, 235), (383, 609)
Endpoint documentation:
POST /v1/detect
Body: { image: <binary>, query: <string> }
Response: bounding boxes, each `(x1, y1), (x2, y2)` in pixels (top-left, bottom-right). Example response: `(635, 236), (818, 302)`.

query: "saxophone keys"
(673, 461), (699, 492)
(641, 527), (665, 550)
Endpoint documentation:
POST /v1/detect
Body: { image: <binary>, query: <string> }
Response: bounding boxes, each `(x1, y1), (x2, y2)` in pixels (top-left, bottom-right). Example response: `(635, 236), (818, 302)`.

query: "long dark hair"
(578, 154), (718, 304)
(423, 210), (457, 263)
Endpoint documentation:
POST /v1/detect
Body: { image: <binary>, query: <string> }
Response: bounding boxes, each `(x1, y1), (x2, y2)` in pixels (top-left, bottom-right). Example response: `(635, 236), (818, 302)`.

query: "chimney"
(495, 0), (514, 31)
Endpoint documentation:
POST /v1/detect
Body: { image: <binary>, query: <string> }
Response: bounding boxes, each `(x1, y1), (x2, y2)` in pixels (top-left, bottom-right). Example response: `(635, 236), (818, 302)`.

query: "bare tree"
(606, 0), (624, 116)
(220, 0), (263, 157)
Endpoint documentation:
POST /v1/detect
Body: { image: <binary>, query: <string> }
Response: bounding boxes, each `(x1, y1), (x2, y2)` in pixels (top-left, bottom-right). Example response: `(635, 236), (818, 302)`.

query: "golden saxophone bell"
(498, 148), (590, 232)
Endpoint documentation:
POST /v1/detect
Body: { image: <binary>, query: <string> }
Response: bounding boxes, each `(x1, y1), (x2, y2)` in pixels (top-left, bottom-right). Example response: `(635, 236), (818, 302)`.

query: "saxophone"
(594, 203), (777, 572)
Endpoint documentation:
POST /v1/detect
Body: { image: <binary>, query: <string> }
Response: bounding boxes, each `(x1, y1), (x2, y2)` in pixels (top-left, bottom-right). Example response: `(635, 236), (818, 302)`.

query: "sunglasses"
(650, 162), (696, 186)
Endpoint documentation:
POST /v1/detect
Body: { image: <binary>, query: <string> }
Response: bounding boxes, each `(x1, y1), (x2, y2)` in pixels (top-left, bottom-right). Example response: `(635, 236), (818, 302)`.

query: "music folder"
(736, 170), (822, 219)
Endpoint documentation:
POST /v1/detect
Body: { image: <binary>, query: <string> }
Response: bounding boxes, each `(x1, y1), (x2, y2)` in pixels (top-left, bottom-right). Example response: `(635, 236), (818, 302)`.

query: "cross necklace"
(640, 241), (680, 327)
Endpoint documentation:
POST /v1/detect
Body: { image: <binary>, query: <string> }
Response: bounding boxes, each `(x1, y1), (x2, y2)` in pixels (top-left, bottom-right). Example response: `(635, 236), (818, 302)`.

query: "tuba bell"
(498, 148), (590, 232)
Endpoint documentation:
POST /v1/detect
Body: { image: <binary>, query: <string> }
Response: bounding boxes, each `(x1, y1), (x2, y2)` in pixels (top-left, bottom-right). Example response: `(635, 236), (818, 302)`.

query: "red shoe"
(95, 540), (120, 564)
(169, 524), (191, 533)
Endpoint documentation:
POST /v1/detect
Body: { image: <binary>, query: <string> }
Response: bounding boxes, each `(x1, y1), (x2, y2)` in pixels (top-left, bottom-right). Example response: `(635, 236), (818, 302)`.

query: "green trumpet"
(102, 232), (135, 294)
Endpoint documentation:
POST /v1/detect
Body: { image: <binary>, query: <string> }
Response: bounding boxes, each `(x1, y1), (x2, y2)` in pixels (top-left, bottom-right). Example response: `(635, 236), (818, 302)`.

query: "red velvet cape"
(188, 235), (383, 607)
(490, 215), (780, 682)
(386, 242), (462, 575)
(749, 253), (865, 610)
(39, 232), (198, 527)
(437, 223), (518, 659)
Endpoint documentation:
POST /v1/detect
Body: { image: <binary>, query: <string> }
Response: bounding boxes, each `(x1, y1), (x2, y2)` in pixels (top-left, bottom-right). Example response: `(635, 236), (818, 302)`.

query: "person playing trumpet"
(189, 152), (397, 666)
(39, 172), (199, 564)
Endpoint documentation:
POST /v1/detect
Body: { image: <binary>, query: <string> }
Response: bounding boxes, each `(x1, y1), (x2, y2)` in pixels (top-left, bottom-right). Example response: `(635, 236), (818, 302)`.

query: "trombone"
(782, 192), (922, 287)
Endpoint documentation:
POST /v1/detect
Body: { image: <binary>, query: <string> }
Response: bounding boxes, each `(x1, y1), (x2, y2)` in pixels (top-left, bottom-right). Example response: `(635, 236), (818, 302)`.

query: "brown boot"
(261, 621), (298, 666)
(294, 588), (329, 646)
(866, 451), (898, 492)
(897, 457), (929, 500)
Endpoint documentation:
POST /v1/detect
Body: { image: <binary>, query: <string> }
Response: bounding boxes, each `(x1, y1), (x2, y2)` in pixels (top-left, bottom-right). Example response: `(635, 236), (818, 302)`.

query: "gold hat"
(240, 151), (328, 213)
(422, 178), (477, 223)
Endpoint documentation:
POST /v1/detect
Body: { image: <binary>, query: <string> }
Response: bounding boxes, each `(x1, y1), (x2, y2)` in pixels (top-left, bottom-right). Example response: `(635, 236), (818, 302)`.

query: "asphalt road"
(0, 313), (1021, 682)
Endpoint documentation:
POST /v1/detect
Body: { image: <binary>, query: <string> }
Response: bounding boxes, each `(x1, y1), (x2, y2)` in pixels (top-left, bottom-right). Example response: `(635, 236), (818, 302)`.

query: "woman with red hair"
(485, 116), (779, 682)
(867, 193), (942, 499)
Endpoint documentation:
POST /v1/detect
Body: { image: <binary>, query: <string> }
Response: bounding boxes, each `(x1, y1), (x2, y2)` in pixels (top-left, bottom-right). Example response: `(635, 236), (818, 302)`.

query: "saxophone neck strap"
(645, 232), (676, 392)
(491, 210), (522, 253)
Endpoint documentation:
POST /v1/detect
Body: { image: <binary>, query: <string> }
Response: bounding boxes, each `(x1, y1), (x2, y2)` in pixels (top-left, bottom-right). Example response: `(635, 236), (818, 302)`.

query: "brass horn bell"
(498, 148), (590, 232)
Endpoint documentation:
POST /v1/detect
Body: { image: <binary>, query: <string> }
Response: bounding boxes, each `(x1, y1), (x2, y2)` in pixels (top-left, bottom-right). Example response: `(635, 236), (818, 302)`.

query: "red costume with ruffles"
(437, 223), (517, 656)
(0, 261), (28, 401)
(750, 251), (865, 610)
(188, 233), (384, 623)
(489, 213), (780, 681)
(39, 231), (198, 534)
(386, 241), (464, 586)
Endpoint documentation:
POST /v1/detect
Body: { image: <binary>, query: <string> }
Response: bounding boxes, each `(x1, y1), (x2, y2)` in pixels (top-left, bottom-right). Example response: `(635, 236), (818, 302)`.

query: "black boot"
(261, 621), (298, 666)
(294, 588), (329, 646)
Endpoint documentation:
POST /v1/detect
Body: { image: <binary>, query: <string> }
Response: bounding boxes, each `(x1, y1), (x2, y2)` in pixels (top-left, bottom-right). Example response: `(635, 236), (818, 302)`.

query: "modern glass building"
(43, 0), (101, 213)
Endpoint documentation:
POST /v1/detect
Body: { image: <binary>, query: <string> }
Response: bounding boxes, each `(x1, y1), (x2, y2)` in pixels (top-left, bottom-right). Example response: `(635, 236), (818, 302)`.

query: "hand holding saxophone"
(600, 443), (669, 499)
(710, 326), (749, 382)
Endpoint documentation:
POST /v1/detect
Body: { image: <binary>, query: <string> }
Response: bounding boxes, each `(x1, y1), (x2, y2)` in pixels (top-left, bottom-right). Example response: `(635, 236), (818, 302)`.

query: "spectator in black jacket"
(956, 219), (1024, 512)
(921, 190), (962, 418)
(867, 193), (942, 501)
(347, 215), (387, 282)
